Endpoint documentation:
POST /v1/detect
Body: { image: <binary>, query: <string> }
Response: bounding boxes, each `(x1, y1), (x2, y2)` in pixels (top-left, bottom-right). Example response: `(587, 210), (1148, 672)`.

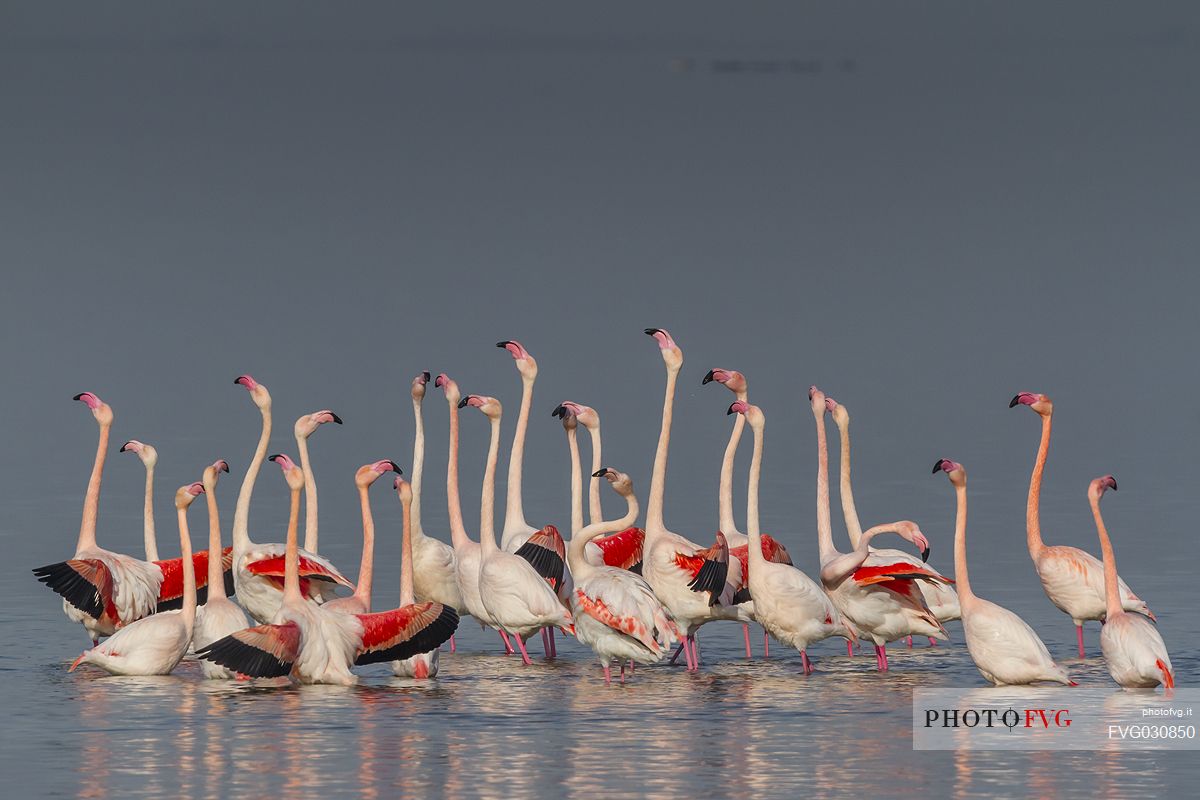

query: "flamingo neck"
(814, 410), (838, 562)
(296, 433), (319, 554)
(282, 487), (302, 602)
(745, 418), (765, 568)
(205, 487), (226, 599)
(76, 420), (109, 553)
(646, 366), (679, 536)
(503, 374), (535, 538)
(1090, 497), (1122, 619)
(411, 395), (426, 538)
(480, 415), (501, 555)
(953, 482), (973, 600)
(142, 462), (158, 561)
(177, 508), (197, 631)
(1026, 414), (1051, 557)
(233, 404), (270, 555)
(399, 493), (415, 606)
(718, 389), (748, 537)
(568, 493), (639, 579)
(445, 399), (471, 551)
(352, 485), (375, 608)
(835, 413), (865, 549)
(586, 424), (602, 526)
(568, 426), (583, 537)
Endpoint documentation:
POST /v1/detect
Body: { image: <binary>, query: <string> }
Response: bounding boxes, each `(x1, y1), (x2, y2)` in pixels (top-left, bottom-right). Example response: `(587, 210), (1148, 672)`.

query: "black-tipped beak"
(551, 404), (565, 418)
(387, 461), (402, 474)
(457, 398), (469, 408)
(220, 462), (230, 473)
(931, 460), (944, 474)
(268, 454), (282, 463)
(120, 442), (131, 452)
(72, 393), (85, 401)
(232, 378), (242, 385)
(1008, 395), (1021, 408)
(592, 468), (610, 478)
(921, 547), (931, 563)
(702, 369), (715, 385)
(644, 328), (660, 336)
(422, 371), (431, 382)
(330, 412), (343, 424)
(496, 341), (512, 348)
(726, 402), (738, 415)
(1110, 479), (1118, 491)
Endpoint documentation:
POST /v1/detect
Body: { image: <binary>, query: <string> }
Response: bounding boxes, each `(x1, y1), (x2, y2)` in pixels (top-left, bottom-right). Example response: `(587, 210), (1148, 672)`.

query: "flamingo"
(69, 482), (206, 675)
(825, 395), (960, 648)
(322, 460), (404, 615)
(1010, 392), (1154, 657)
(497, 340), (571, 658)
(809, 386), (950, 671)
(193, 458), (251, 679)
(553, 401), (645, 573)
(932, 459), (1073, 685)
(392, 476), (441, 679)
(294, 409), (343, 554)
(434, 375), (510, 652)
(196, 454), (458, 685)
(120, 440), (236, 611)
(569, 468), (680, 683)
(1088, 476), (1173, 688)
(703, 368), (794, 659)
(228, 375), (353, 624)
(728, 401), (844, 674)
(467, 392), (575, 665)
(405, 371), (463, 652)
(639, 328), (736, 672)
(34, 393), (161, 644)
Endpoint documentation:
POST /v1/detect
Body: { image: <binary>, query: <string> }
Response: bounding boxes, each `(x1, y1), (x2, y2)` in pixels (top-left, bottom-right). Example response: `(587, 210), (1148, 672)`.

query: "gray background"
(2, 3), (1197, 797)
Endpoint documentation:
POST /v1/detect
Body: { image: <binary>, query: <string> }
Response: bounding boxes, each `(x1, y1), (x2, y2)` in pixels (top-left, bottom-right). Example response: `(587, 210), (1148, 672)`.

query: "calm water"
(5, 3), (1200, 797)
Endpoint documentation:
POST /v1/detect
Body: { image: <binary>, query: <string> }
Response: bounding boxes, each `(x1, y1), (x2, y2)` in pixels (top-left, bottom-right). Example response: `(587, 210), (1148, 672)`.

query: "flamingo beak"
(921, 546), (930, 563)
(702, 370), (715, 385)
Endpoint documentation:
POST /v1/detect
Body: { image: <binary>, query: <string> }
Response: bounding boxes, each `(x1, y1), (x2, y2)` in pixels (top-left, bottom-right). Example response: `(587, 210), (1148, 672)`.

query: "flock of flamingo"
(34, 329), (1175, 689)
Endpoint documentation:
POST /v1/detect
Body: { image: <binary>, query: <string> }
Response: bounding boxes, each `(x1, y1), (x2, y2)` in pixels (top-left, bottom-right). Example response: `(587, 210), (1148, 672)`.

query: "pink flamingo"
(322, 460), (404, 615)
(294, 409), (343, 555)
(193, 458), (251, 679)
(392, 476), (441, 678)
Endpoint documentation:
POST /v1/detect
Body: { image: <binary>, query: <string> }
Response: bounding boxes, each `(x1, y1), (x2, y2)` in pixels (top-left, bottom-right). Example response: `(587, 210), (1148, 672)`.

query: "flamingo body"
(1032, 545), (1152, 626)
(69, 608), (192, 676)
(572, 573), (679, 667)
(1100, 613), (1173, 688)
(480, 550), (573, 640)
(961, 596), (1072, 685)
(193, 596), (251, 679)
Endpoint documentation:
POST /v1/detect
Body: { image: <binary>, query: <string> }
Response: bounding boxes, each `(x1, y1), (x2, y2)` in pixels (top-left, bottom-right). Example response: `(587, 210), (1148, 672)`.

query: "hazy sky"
(3, 2), (1198, 596)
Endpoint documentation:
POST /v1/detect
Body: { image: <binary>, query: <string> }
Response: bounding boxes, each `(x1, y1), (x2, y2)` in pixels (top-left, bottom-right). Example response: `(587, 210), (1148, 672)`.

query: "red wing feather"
(761, 534), (793, 565)
(853, 562), (954, 587)
(33, 559), (117, 622)
(593, 527), (644, 572)
(354, 602), (460, 665)
(675, 532), (729, 606)
(245, 555), (353, 587)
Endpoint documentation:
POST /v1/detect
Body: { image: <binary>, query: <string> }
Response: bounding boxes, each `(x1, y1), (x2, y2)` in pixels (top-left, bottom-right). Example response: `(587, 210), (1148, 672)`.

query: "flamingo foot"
(500, 630), (515, 654)
(742, 623), (752, 659)
(513, 635), (534, 666)
(1076, 625), (1085, 658)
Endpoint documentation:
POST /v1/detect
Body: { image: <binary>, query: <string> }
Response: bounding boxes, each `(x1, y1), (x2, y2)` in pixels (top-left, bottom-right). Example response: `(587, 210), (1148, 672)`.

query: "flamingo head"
(269, 453), (305, 490)
(808, 385), (828, 417)
(459, 394), (502, 420)
(553, 401), (598, 432)
(932, 458), (966, 488)
(1088, 474), (1118, 501)
(727, 400), (764, 428)
(645, 328), (682, 370)
(891, 521), (930, 562)
(120, 439), (158, 468)
(175, 481), (205, 510)
(74, 392), (114, 425)
(295, 409), (343, 439)
(497, 340), (538, 380)
(703, 368), (747, 396)
(202, 459), (230, 490)
(234, 375), (272, 409)
(435, 373), (461, 405)
(394, 475), (413, 505)
(356, 459), (401, 488)
(825, 396), (851, 427)
(1009, 391), (1053, 416)
(550, 402), (578, 431)
(593, 466), (634, 496)
(411, 371), (431, 401)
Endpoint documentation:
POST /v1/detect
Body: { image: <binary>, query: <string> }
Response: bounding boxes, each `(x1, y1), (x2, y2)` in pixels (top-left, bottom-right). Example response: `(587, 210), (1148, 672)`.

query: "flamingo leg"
(879, 644), (889, 671)
(449, 634), (457, 653)
(669, 641), (685, 665)
(763, 630), (770, 658)
(549, 628), (557, 658)
(684, 634), (697, 671)
(693, 636), (701, 665)
(847, 640), (854, 657)
(928, 638), (937, 647)
(513, 634), (534, 666)
(603, 665), (611, 684)
(541, 628), (550, 654)
(742, 624), (752, 658)
(499, 630), (515, 654)
(92, 639), (99, 648)
(906, 636), (913, 648)
(801, 650), (812, 674)
(1076, 625), (1085, 658)
(628, 659), (635, 673)
(620, 663), (626, 683)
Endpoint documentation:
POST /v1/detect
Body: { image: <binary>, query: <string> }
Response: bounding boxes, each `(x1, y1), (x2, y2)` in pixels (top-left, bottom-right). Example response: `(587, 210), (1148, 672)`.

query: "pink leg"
(549, 628), (557, 658)
(449, 634), (457, 653)
(603, 665), (611, 684)
(847, 640), (854, 657)
(629, 659), (635, 673)
(499, 630), (515, 654)
(686, 635), (698, 671)
(541, 628), (550, 654)
(668, 641), (685, 665)
(880, 644), (889, 671)
(620, 663), (626, 683)
(763, 630), (770, 658)
(513, 634), (534, 666)
(906, 636), (913, 648)
(929, 638), (938, 647)
(742, 624), (753, 658)
(801, 650), (812, 674)
(1076, 625), (1085, 658)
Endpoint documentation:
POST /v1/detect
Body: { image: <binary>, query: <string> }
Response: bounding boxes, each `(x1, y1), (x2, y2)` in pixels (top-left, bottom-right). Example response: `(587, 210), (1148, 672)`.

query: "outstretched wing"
(245, 554), (354, 588)
(354, 602), (460, 665)
(853, 562), (954, 587)
(591, 527), (645, 573)
(515, 525), (566, 591)
(33, 559), (114, 620)
(675, 532), (729, 606)
(195, 622), (301, 678)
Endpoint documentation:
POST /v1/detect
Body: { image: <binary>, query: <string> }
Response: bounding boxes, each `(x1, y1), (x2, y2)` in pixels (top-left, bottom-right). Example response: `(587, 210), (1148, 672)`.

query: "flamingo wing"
(591, 527), (645, 573)
(244, 554), (354, 588)
(674, 532), (729, 606)
(761, 534), (793, 565)
(353, 602), (460, 665)
(853, 562), (955, 587)
(514, 524), (566, 591)
(195, 621), (301, 678)
(32, 559), (114, 620)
